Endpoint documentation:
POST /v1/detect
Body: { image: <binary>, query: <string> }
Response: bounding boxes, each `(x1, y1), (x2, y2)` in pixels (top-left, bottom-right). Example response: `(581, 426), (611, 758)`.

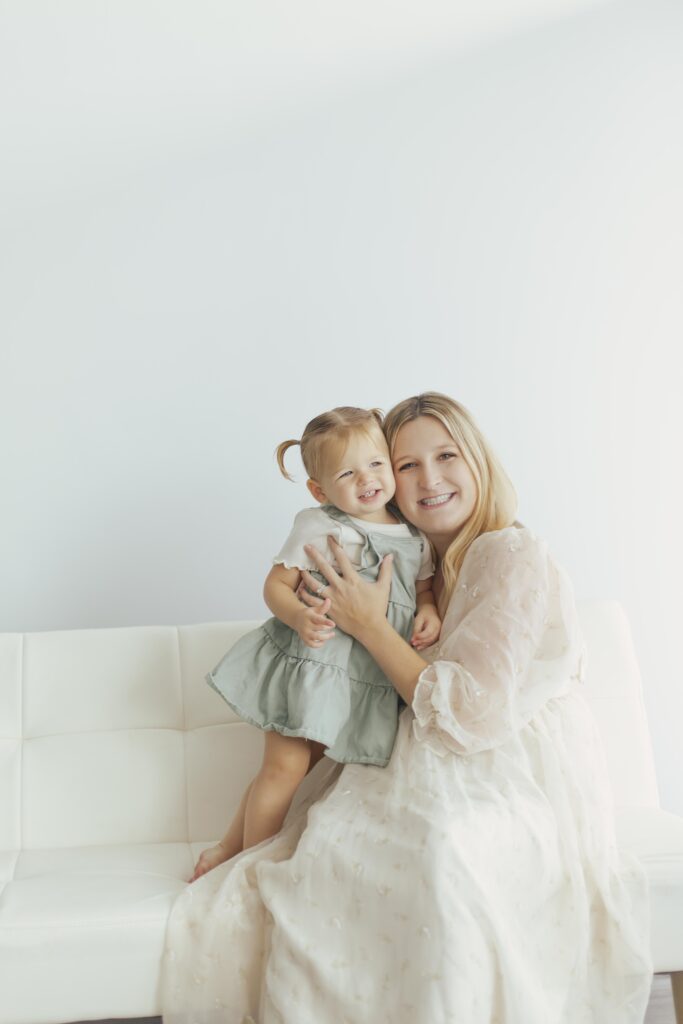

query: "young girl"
(191, 406), (440, 882)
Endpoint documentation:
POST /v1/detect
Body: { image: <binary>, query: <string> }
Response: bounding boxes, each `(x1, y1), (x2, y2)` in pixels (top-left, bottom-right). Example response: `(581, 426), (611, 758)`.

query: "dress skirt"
(159, 684), (652, 1024)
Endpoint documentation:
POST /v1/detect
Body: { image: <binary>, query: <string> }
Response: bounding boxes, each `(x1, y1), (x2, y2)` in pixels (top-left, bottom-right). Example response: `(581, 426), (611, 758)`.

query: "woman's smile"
(391, 416), (478, 546)
(418, 491), (458, 508)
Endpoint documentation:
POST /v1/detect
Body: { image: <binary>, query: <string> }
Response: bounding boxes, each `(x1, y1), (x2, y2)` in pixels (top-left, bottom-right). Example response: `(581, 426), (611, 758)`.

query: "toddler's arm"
(411, 577), (441, 651)
(264, 564), (336, 649)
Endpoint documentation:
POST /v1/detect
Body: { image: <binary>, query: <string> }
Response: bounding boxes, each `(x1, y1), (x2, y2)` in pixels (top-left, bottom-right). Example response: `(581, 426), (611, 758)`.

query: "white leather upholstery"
(0, 605), (681, 1024)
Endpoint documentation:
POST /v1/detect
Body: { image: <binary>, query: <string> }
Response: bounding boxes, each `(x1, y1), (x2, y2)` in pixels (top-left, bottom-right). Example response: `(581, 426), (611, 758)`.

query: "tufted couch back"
(0, 622), (267, 853)
(0, 601), (659, 858)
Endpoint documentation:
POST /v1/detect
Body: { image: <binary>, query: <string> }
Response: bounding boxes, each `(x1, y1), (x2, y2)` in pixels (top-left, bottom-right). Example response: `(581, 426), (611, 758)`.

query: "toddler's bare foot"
(189, 841), (234, 883)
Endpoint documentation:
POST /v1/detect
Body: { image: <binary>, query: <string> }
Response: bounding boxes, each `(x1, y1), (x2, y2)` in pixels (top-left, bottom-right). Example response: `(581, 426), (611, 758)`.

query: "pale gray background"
(1, 0), (681, 814)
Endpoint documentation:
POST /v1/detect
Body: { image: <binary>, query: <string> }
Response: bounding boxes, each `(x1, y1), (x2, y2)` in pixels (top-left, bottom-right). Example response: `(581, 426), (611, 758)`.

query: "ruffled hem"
(271, 557), (322, 572)
(412, 673), (451, 758)
(206, 625), (400, 766)
(205, 675), (395, 767)
(261, 620), (397, 689)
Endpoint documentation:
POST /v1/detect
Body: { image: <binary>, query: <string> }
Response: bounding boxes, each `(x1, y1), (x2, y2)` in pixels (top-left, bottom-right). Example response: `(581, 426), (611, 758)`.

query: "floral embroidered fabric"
(160, 526), (652, 1024)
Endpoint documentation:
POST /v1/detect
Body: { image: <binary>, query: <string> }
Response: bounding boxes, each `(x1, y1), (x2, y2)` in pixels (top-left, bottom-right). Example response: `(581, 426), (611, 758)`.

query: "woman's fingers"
(377, 552), (394, 593)
(300, 569), (331, 598)
(297, 581), (320, 606)
(302, 545), (342, 587)
(298, 541), (391, 640)
(326, 536), (355, 574)
(297, 580), (330, 608)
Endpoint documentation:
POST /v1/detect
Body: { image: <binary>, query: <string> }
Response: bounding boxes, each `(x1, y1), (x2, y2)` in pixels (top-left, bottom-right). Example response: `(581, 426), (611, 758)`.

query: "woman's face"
(391, 416), (478, 553)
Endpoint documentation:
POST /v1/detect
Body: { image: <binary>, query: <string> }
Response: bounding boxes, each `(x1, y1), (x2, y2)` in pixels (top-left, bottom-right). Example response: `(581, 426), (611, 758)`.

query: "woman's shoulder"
(463, 523), (549, 573)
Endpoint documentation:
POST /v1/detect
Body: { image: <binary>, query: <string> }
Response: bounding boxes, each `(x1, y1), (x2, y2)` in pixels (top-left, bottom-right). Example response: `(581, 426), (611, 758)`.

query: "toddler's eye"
(338, 471), (352, 479)
(371, 460), (383, 467)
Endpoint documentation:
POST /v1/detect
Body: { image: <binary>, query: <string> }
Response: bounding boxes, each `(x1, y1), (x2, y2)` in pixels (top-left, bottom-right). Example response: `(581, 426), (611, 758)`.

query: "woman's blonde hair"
(383, 392), (518, 609)
(276, 406), (385, 483)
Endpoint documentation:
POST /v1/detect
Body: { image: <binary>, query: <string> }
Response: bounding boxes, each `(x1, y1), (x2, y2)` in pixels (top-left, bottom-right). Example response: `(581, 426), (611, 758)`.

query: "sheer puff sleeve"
(412, 526), (585, 757)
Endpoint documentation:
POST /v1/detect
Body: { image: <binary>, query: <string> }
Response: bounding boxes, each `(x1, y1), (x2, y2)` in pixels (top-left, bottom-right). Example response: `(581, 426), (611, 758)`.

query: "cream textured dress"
(160, 525), (653, 1024)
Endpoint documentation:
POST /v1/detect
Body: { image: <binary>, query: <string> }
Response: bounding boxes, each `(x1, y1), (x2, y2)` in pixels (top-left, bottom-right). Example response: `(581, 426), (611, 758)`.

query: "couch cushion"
(577, 602), (659, 808)
(615, 806), (683, 972)
(23, 729), (188, 849)
(0, 609), (678, 1024)
(0, 808), (680, 1024)
(0, 842), (203, 1024)
(11, 623), (268, 850)
(0, 634), (21, 851)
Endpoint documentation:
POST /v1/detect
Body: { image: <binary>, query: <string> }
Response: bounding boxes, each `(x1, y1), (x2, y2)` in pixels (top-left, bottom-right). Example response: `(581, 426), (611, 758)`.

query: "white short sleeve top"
(273, 506), (434, 580)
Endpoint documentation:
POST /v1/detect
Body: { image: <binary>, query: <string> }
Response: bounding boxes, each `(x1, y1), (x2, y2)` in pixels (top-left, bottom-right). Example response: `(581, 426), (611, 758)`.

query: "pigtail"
(275, 406), (386, 486)
(275, 439), (300, 482)
(368, 407), (384, 430)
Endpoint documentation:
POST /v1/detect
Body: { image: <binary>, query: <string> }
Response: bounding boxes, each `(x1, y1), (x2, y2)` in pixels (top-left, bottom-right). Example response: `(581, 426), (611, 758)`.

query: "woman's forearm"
(355, 617), (428, 706)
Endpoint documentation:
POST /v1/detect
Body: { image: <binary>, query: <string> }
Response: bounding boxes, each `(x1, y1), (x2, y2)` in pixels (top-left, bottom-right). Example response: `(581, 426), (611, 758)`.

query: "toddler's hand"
(410, 605), (441, 651)
(296, 598), (337, 649)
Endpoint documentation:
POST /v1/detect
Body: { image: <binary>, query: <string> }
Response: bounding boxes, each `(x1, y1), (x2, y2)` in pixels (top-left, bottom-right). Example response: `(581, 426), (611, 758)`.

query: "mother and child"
(193, 402), (442, 880)
(162, 391), (652, 1024)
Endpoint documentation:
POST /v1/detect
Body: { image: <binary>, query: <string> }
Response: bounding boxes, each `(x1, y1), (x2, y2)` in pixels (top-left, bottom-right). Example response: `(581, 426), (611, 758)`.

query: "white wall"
(1, 0), (681, 813)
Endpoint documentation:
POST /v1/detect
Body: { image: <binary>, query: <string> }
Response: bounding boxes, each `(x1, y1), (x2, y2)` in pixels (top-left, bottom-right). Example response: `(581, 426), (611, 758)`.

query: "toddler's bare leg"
(306, 739), (327, 771)
(189, 777), (256, 881)
(218, 740), (326, 860)
(217, 778), (255, 860)
(243, 732), (313, 849)
(189, 740), (328, 881)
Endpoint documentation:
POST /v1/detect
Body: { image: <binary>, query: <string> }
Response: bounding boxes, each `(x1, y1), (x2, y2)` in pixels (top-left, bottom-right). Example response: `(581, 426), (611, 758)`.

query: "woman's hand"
(300, 537), (393, 641)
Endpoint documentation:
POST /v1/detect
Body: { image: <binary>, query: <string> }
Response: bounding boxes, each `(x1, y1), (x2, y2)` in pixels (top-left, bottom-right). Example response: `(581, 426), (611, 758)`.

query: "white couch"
(1, 603), (682, 1024)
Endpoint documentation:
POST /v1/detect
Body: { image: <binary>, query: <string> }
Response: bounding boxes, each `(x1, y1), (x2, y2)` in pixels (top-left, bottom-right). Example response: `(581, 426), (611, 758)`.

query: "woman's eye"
(439, 452), (456, 460)
(397, 462), (415, 471)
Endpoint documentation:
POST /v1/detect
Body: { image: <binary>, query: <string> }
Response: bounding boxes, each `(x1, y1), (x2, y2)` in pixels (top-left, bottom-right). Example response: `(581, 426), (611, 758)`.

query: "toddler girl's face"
(308, 431), (396, 519)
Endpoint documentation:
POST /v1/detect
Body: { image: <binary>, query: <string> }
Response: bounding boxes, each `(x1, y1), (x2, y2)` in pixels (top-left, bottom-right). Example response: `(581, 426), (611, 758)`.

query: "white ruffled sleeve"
(272, 507), (344, 572)
(412, 527), (581, 756)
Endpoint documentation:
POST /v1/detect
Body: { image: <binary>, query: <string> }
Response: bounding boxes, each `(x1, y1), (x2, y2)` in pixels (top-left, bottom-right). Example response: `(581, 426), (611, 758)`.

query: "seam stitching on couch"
(176, 626), (190, 846)
(18, 725), (199, 740)
(17, 633), (24, 875)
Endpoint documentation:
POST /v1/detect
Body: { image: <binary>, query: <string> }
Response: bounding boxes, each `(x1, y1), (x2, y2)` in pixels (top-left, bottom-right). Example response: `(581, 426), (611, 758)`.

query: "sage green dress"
(205, 503), (428, 766)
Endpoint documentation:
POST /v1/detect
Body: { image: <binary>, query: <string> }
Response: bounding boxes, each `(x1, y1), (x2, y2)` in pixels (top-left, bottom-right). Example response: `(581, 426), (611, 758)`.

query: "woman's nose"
(419, 467), (442, 490)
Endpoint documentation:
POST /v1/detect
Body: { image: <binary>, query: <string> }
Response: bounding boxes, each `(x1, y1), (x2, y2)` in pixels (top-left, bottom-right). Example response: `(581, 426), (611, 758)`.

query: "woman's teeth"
(419, 493), (455, 507)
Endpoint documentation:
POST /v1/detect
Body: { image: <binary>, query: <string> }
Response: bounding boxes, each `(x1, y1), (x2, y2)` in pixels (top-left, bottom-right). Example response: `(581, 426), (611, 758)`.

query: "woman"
(161, 392), (652, 1024)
